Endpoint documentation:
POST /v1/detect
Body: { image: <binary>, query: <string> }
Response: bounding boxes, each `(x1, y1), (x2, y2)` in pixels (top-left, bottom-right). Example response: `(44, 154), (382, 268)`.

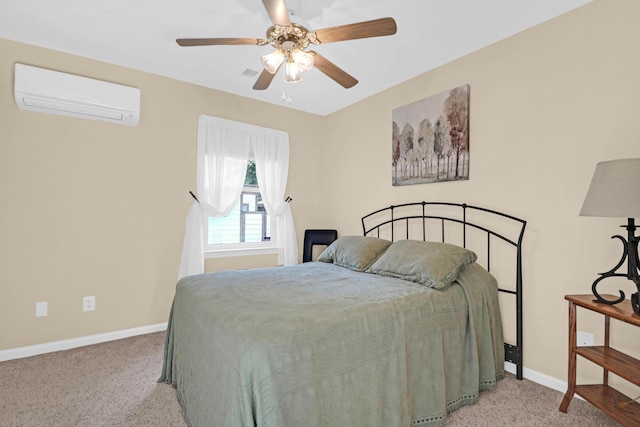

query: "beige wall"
(319, 0), (640, 389)
(1, 0), (639, 390)
(0, 38), (325, 350)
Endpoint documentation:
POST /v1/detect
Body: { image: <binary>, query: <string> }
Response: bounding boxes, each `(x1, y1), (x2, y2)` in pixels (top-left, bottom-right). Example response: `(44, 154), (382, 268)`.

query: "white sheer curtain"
(178, 115), (298, 279)
(251, 131), (298, 266)
(178, 116), (250, 279)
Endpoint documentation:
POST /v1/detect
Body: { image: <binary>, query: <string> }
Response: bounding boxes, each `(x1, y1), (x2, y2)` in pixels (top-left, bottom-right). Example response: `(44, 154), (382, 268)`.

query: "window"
(179, 114), (296, 278)
(207, 160), (273, 251)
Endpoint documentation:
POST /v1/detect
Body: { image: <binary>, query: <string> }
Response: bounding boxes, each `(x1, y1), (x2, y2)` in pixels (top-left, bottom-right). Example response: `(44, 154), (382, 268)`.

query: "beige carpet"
(0, 331), (619, 426)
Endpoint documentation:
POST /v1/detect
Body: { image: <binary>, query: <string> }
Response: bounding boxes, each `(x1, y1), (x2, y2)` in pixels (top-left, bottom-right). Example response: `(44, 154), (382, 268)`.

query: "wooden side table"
(559, 294), (640, 426)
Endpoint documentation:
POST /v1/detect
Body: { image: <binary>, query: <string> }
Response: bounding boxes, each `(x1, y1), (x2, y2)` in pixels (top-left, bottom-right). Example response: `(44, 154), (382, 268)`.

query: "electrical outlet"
(35, 301), (48, 317)
(83, 296), (96, 312)
(577, 331), (594, 347)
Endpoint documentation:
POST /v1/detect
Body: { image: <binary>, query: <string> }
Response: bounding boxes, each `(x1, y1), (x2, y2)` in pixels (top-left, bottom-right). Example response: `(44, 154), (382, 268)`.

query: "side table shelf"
(559, 294), (640, 426)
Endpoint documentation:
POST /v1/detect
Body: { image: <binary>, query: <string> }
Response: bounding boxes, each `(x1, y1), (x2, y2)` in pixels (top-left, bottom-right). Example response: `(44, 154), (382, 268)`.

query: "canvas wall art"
(392, 84), (470, 185)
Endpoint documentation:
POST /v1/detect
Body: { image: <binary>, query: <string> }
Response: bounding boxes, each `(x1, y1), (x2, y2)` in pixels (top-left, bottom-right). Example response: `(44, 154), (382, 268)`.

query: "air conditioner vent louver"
(13, 63), (140, 126)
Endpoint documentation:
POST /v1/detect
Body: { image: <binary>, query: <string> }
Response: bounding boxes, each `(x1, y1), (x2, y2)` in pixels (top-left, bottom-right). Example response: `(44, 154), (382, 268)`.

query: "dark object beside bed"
(302, 229), (338, 262)
(160, 202), (526, 427)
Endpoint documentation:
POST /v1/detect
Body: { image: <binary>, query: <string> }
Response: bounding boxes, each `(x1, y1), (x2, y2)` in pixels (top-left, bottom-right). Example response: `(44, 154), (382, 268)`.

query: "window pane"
(208, 189), (271, 245)
(244, 213), (265, 243)
(245, 160), (258, 187)
(208, 203), (241, 244)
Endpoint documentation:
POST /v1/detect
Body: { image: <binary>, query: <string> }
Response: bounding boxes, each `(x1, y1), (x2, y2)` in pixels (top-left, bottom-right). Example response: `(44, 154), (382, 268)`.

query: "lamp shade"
(580, 158), (640, 218)
(291, 48), (314, 73)
(284, 58), (301, 83)
(262, 49), (285, 74)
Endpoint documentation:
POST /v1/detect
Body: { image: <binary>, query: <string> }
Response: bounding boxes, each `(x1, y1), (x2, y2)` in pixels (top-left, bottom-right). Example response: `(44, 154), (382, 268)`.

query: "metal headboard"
(361, 201), (526, 380)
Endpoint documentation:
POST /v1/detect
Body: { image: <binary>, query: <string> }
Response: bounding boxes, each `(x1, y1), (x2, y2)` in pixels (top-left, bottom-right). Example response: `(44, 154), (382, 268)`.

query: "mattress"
(160, 260), (504, 427)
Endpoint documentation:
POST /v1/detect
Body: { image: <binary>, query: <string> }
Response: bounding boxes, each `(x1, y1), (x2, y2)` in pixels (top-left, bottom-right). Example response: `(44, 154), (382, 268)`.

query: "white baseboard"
(505, 361), (569, 395)
(0, 322), (168, 362)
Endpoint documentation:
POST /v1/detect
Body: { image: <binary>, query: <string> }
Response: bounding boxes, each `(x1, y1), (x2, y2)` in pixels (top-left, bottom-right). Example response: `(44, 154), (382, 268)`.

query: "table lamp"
(580, 158), (640, 315)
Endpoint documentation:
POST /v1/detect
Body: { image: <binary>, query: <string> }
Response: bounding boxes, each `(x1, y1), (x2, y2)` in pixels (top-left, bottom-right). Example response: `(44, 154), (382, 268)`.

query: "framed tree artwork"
(392, 84), (470, 186)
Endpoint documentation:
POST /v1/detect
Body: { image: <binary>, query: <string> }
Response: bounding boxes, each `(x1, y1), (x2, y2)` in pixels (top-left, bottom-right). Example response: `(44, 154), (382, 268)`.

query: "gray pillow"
(318, 236), (392, 272)
(366, 240), (477, 289)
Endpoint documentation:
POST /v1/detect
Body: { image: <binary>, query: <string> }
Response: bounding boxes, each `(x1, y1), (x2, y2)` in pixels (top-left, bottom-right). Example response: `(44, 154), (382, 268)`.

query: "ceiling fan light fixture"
(262, 49), (286, 74)
(284, 56), (302, 83)
(291, 48), (314, 73)
(177, 0), (397, 91)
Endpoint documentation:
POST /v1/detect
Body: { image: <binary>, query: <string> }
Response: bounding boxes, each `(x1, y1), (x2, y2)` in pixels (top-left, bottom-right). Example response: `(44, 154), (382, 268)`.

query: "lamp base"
(591, 218), (640, 316)
(592, 284), (640, 315)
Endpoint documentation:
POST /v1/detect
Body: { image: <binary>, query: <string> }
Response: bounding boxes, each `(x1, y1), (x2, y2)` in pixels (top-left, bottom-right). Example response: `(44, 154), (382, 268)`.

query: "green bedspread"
(159, 262), (504, 427)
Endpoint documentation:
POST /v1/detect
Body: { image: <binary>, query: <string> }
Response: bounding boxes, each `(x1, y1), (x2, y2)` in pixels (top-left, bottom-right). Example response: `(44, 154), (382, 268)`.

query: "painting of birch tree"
(392, 84), (469, 186)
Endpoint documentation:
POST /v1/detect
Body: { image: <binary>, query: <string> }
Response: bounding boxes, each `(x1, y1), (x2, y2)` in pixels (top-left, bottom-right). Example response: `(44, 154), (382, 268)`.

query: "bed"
(160, 202), (526, 427)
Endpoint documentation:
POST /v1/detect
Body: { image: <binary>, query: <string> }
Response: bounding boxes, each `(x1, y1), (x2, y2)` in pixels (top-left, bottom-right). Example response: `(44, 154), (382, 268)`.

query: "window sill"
(204, 246), (280, 259)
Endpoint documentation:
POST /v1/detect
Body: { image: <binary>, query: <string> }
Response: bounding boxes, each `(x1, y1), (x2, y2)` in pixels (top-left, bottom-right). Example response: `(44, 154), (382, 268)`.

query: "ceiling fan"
(176, 0), (397, 90)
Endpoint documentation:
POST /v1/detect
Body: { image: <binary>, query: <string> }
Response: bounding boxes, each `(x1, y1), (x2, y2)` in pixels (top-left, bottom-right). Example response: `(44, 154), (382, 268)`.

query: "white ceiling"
(1, 0), (591, 116)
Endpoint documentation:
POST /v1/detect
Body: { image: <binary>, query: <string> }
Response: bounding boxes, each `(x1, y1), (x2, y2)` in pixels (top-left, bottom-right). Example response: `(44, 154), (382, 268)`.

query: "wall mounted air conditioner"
(14, 63), (140, 127)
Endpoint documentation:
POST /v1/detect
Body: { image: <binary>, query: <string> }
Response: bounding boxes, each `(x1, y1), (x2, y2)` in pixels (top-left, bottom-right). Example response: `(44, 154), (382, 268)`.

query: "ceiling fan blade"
(313, 17), (397, 44)
(176, 38), (258, 47)
(312, 52), (358, 89)
(262, 0), (291, 27)
(253, 67), (280, 90)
